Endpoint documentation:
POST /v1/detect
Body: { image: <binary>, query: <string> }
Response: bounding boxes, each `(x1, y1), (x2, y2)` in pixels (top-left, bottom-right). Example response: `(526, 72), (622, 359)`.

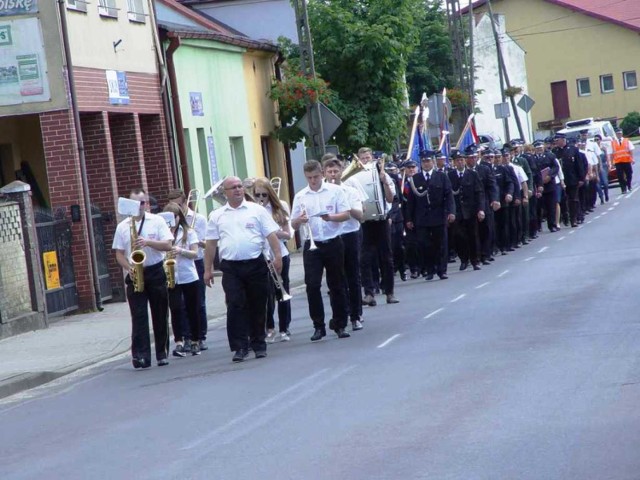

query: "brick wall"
(140, 113), (173, 208)
(40, 110), (95, 309)
(109, 113), (147, 196)
(0, 202), (32, 322)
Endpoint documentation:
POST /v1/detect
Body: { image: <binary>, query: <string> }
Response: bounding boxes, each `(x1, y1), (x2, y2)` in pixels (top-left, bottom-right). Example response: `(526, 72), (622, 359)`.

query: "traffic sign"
(494, 102), (510, 119)
(517, 94), (535, 113)
(297, 102), (342, 144)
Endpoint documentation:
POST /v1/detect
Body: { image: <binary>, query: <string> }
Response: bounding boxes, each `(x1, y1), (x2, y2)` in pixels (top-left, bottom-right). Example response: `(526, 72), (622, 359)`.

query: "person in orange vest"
(612, 127), (635, 193)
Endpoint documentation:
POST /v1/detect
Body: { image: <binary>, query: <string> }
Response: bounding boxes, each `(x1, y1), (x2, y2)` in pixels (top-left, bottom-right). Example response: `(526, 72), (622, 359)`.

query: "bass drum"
(348, 167), (385, 221)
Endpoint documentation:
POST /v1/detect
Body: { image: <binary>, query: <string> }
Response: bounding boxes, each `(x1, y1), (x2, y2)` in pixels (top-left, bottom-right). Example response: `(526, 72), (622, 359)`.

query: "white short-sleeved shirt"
(205, 200), (279, 261)
(582, 149), (600, 167)
(112, 213), (173, 273)
(341, 183), (363, 234)
(173, 227), (199, 285)
(291, 182), (350, 242)
(264, 202), (291, 258)
(344, 162), (396, 215)
(554, 158), (564, 184)
(185, 209), (207, 260)
(511, 163), (528, 185)
(586, 139), (602, 158)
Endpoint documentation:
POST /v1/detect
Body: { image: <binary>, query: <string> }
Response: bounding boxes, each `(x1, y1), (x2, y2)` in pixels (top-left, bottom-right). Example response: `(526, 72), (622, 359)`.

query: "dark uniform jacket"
(553, 145), (586, 187)
(406, 170), (455, 227)
(476, 161), (499, 210)
(506, 165), (522, 201)
(493, 164), (515, 206)
(535, 152), (559, 193)
(448, 169), (486, 220)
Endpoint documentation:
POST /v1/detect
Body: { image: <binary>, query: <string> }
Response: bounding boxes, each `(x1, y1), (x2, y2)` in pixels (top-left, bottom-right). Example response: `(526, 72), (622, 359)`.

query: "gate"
(91, 205), (112, 302)
(34, 207), (78, 316)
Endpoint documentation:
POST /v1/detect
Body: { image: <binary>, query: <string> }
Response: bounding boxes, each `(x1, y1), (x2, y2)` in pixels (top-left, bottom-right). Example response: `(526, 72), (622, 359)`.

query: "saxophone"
(164, 246), (176, 289)
(129, 217), (146, 293)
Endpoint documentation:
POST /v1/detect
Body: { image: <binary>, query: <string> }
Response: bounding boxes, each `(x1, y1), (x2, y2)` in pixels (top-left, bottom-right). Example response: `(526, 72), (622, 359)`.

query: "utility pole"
(292, 0), (325, 159)
(445, 0), (471, 119)
(468, 0), (475, 112)
(485, 0), (510, 142)
(486, 0), (525, 141)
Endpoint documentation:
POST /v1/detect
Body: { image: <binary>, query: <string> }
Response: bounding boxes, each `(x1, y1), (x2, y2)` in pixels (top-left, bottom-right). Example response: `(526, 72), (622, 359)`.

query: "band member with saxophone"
(291, 160), (352, 341)
(253, 177), (293, 343)
(162, 203), (203, 358)
(167, 189), (209, 351)
(322, 154), (365, 331)
(204, 177), (282, 363)
(112, 188), (173, 369)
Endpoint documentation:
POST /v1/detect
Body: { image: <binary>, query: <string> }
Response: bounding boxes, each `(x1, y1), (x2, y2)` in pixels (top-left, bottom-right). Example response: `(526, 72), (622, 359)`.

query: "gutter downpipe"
(166, 35), (192, 193)
(57, 0), (102, 311)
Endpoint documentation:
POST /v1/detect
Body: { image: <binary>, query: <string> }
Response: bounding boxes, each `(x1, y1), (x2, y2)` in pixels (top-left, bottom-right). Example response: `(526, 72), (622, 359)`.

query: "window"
(98, 0), (117, 18)
(577, 78), (591, 97)
(623, 71), (637, 90)
(600, 74), (614, 94)
(67, 0), (88, 13)
(127, 0), (146, 23)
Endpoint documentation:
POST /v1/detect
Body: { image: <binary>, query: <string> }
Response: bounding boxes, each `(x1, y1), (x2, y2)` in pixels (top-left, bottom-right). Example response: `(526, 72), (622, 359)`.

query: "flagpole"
(405, 105), (421, 160)
(455, 114), (475, 150)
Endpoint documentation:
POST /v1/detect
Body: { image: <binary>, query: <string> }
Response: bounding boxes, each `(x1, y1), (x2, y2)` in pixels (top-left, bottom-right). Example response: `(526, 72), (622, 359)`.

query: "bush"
(620, 111), (640, 137)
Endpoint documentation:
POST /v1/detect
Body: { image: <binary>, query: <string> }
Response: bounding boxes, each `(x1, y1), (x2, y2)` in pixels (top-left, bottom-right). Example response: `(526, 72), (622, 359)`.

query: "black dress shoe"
(425, 273), (434, 281)
(254, 350), (267, 359)
(400, 271), (407, 281)
(157, 358), (169, 367)
(472, 264), (481, 271)
(507, 247), (515, 252)
(459, 261), (468, 271)
(310, 328), (326, 342)
(571, 223), (578, 228)
(132, 358), (143, 369)
(488, 257), (495, 262)
(329, 319), (336, 331)
(336, 328), (351, 339)
(482, 260), (491, 266)
(232, 349), (249, 363)
(438, 273), (448, 280)
(410, 271), (419, 279)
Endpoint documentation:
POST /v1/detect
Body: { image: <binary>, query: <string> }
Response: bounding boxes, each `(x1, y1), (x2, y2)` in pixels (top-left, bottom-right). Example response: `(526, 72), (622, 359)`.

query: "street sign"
(494, 102), (510, 119)
(427, 94), (452, 125)
(517, 94), (535, 113)
(297, 102), (342, 144)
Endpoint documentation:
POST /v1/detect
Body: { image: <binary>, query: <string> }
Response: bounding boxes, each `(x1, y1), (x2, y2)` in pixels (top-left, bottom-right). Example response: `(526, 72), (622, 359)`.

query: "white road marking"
(595, 215), (602, 219)
(558, 236), (566, 241)
(524, 257), (535, 262)
(475, 282), (490, 289)
(608, 207), (614, 211)
(614, 201), (620, 206)
(498, 270), (509, 278)
(616, 194), (623, 200)
(424, 308), (444, 319)
(451, 294), (466, 303)
(628, 189), (637, 198)
(569, 230), (575, 234)
(538, 246), (549, 253)
(587, 221), (593, 224)
(377, 334), (401, 349)
(602, 211), (608, 216)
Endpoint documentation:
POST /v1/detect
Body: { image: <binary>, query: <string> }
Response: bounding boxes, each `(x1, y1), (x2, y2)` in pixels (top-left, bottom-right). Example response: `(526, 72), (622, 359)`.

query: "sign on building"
(0, 0), (38, 17)
(106, 70), (130, 105)
(494, 102), (510, 119)
(43, 250), (60, 290)
(0, 17), (50, 106)
(207, 135), (219, 183)
(190, 92), (204, 116)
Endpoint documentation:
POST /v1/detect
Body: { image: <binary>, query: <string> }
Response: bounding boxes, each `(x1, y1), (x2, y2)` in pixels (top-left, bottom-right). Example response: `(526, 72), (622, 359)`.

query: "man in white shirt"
(112, 188), (173, 369)
(204, 177), (282, 363)
(291, 160), (352, 341)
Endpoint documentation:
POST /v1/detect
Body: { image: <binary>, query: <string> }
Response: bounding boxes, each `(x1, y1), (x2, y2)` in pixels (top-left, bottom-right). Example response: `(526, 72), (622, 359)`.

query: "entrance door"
(551, 81), (570, 120)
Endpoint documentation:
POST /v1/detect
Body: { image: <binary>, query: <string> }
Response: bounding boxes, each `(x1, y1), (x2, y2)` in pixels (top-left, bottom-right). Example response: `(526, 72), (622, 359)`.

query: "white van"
(557, 118), (615, 153)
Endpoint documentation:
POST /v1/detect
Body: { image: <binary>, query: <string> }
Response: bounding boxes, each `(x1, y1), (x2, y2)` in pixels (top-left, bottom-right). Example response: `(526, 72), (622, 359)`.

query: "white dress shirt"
(340, 183), (364, 234)
(291, 182), (350, 242)
(511, 163), (529, 185)
(264, 202), (291, 258)
(185, 208), (207, 260)
(205, 200), (279, 261)
(173, 227), (199, 285)
(555, 158), (564, 184)
(112, 213), (173, 273)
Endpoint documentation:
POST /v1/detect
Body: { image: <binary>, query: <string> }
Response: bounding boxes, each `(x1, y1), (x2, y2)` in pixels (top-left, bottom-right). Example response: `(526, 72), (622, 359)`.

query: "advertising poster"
(43, 250), (61, 290)
(190, 92), (203, 116)
(0, 16), (50, 106)
(0, 0), (38, 17)
(106, 70), (130, 105)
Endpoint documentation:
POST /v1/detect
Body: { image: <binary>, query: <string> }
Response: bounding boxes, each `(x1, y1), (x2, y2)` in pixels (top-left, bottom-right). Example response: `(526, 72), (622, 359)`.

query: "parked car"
(557, 118), (618, 186)
(478, 134), (503, 150)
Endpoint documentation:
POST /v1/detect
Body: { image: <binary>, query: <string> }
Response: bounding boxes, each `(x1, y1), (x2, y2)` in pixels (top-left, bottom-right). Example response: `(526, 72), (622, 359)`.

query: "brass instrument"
(270, 177), (282, 198)
(185, 189), (201, 228)
(205, 177), (227, 207)
(341, 157), (366, 182)
(129, 216), (146, 293)
(164, 252), (176, 289)
(300, 203), (318, 251)
(263, 251), (291, 302)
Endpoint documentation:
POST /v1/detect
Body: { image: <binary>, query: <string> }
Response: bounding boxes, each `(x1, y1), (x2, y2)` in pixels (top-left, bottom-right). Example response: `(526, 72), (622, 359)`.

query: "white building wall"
(473, 14), (535, 143)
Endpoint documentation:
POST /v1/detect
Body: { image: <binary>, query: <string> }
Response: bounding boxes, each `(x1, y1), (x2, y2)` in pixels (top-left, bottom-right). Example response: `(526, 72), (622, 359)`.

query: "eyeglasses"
(140, 201), (146, 205)
(224, 185), (243, 191)
(254, 192), (269, 198)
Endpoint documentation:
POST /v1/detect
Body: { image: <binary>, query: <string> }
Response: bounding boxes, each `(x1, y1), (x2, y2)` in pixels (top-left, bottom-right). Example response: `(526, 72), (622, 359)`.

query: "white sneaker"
(279, 332), (291, 342)
(266, 330), (277, 343)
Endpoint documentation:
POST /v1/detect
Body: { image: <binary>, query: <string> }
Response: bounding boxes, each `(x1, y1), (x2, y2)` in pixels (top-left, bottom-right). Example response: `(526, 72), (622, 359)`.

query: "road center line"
(524, 257), (535, 262)
(424, 308), (444, 319)
(569, 230), (575, 235)
(498, 269), (509, 278)
(614, 201), (620, 206)
(538, 246), (549, 253)
(628, 189), (637, 198)
(377, 334), (401, 349)
(587, 220), (593, 224)
(602, 211), (608, 216)
(608, 207), (614, 211)
(558, 236), (566, 241)
(451, 294), (466, 303)
(595, 215), (601, 219)
(475, 282), (490, 289)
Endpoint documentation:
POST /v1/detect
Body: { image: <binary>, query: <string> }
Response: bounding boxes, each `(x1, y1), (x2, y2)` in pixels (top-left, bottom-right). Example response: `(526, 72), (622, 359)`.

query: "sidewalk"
(0, 253), (306, 400)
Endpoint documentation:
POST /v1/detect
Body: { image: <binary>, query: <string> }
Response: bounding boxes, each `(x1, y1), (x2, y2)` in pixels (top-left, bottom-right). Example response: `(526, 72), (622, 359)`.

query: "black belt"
(305, 237), (339, 246)
(220, 257), (262, 264)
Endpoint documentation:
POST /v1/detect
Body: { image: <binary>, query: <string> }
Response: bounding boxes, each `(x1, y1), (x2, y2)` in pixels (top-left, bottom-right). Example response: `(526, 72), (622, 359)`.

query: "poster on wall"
(0, 16), (50, 106)
(190, 92), (203, 116)
(106, 70), (130, 105)
(0, 0), (38, 17)
(43, 250), (61, 290)
(207, 136), (219, 183)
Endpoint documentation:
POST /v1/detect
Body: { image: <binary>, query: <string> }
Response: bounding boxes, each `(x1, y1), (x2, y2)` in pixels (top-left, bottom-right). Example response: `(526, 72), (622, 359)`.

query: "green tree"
(405, 1), (454, 105)
(307, 0), (422, 152)
(620, 111), (640, 137)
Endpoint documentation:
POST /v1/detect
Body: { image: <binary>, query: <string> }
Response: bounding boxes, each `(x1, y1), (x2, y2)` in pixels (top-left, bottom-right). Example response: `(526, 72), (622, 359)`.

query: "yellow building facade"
(470, 0), (640, 130)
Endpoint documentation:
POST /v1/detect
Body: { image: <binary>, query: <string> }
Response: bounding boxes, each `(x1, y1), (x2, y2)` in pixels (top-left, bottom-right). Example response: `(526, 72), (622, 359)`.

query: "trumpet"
(185, 189), (201, 229)
(129, 216), (146, 293)
(341, 156), (366, 182)
(263, 251), (291, 302)
(300, 204), (318, 251)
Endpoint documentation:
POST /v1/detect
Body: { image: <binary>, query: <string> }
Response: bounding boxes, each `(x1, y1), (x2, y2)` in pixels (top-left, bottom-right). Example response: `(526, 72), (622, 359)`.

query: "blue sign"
(207, 136), (219, 183)
(0, 0), (38, 17)
(106, 70), (129, 105)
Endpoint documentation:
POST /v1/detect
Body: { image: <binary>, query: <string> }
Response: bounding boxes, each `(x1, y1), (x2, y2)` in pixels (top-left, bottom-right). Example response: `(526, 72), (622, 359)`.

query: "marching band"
(112, 134), (629, 367)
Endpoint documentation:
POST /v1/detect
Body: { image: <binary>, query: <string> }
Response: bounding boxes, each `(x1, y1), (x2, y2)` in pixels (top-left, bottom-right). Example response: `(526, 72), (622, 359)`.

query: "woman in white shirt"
(253, 178), (293, 343)
(163, 203), (203, 357)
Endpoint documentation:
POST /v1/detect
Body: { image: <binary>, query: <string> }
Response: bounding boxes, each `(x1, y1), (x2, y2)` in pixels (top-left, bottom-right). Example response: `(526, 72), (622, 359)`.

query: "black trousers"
(479, 208), (495, 260)
(341, 230), (363, 321)
(194, 259), (208, 340)
(266, 254), (292, 333)
(509, 203), (520, 247)
(220, 258), (269, 353)
(541, 190), (558, 231)
(459, 217), (481, 265)
(528, 195), (539, 237)
(495, 205), (510, 252)
(168, 280), (202, 343)
(303, 237), (348, 330)
(566, 185), (580, 225)
(404, 227), (421, 273)
(390, 222), (405, 274)
(615, 163), (633, 191)
(417, 225), (446, 275)
(126, 261), (169, 363)
(360, 221), (394, 296)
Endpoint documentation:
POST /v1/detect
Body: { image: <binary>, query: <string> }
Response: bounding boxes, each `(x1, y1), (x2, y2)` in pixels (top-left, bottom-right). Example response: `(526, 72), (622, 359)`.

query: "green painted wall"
(169, 38), (255, 213)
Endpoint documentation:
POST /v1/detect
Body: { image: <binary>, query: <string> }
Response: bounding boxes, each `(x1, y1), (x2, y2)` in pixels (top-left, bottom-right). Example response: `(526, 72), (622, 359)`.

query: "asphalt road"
(2, 177), (640, 479)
